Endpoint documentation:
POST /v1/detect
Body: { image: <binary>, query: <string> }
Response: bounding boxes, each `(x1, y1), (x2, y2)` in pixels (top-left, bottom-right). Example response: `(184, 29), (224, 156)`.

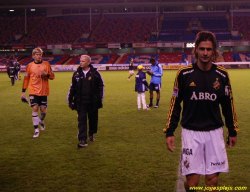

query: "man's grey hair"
(81, 55), (91, 62)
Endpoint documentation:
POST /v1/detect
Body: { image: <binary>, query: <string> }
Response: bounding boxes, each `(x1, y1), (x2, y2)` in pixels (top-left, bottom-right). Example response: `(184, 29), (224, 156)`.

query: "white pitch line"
(176, 161), (186, 192)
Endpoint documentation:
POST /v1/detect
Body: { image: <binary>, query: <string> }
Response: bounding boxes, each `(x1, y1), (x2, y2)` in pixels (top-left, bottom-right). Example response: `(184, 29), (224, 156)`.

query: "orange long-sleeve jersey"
(22, 61), (55, 96)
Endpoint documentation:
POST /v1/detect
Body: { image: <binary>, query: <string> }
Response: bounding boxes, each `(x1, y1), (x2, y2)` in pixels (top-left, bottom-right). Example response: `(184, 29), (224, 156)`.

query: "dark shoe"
(78, 140), (88, 148)
(39, 120), (45, 131)
(147, 104), (153, 107)
(89, 135), (95, 142)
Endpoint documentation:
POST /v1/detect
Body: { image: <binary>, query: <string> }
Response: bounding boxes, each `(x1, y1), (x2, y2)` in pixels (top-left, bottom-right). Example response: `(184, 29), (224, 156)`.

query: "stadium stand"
(232, 52), (250, 62)
(0, 4), (249, 67)
(0, 55), (25, 65)
(92, 17), (156, 43)
(20, 55), (71, 65)
(21, 17), (98, 44)
(233, 16), (250, 40)
(65, 54), (119, 65)
(199, 17), (229, 31)
(223, 52), (250, 62)
(181, 53), (195, 63)
(152, 15), (236, 42)
(2, 52), (250, 66)
(0, 16), (43, 44)
(158, 53), (183, 63)
(1, 14), (248, 45)
(118, 53), (185, 64)
(161, 18), (190, 32)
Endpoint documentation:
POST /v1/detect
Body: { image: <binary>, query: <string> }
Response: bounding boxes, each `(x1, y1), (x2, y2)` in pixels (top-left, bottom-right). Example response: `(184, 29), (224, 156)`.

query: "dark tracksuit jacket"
(135, 71), (148, 92)
(67, 65), (104, 140)
(166, 63), (239, 137)
(7, 65), (16, 85)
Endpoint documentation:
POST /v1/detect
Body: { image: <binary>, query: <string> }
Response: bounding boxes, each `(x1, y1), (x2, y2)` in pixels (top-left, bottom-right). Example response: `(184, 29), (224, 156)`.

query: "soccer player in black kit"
(165, 31), (238, 192)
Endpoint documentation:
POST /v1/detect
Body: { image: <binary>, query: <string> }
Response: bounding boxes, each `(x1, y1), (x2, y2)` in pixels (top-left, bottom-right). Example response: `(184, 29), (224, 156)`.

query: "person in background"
(147, 57), (163, 108)
(185, 58), (189, 66)
(7, 61), (16, 86)
(165, 31), (238, 192)
(135, 65), (150, 111)
(21, 48), (55, 138)
(13, 59), (21, 80)
(67, 55), (104, 148)
(127, 58), (134, 81)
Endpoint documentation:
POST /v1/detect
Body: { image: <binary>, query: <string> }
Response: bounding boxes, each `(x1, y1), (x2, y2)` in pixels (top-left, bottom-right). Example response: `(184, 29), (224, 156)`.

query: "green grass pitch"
(0, 69), (249, 192)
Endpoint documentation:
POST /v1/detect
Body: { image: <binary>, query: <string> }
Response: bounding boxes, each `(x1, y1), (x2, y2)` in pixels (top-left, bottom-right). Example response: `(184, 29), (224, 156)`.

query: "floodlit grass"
(0, 69), (249, 192)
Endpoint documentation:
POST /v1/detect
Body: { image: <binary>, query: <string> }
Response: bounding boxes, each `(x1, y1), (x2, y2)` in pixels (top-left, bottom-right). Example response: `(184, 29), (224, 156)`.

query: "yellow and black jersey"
(166, 63), (238, 137)
(22, 61), (55, 96)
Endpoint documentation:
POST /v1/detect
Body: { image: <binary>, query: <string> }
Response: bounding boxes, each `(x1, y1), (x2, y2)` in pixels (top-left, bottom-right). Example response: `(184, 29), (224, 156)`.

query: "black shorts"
(29, 95), (48, 107)
(149, 83), (161, 91)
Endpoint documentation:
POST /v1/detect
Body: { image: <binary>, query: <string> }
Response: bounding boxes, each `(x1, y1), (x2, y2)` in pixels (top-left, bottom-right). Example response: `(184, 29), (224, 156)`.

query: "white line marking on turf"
(176, 165), (185, 192)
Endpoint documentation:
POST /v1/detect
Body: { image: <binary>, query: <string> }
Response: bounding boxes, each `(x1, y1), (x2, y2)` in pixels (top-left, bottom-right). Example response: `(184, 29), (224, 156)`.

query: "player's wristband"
(22, 89), (26, 92)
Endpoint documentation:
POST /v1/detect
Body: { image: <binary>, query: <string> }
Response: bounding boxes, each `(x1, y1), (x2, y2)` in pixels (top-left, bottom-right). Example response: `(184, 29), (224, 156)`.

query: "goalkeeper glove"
(21, 97), (29, 104)
(69, 103), (75, 110)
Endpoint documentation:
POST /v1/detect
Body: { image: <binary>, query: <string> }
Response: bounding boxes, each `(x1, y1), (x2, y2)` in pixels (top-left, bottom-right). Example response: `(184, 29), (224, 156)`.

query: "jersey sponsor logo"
(183, 148), (193, 155)
(211, 161), (225, 166)
(213, 78), (220, 90)
(135, 75), (139, 77)
(35, 74), (42, 79)
(190, 91), (217, 101)
(184, 157), (190, 169)
(215, 70), (226, 78)
(189, 82), (196, 86)
(173, 87), (179, 97)
(183, 69), (194, 75)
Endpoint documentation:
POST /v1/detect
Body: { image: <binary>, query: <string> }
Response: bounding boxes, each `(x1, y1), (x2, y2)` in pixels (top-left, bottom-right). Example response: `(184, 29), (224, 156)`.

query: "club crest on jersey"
(88, 77), (92, 80)
(213, 78), (220, 90)
(189, 82), (196, 86)
(173, 87), (179, 97)
(184, 157), (190, 169)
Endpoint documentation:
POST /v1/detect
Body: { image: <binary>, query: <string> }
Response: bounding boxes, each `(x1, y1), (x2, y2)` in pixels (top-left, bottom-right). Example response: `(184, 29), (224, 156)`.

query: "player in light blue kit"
(135, 65), (150, 110)
(147, 57), (163, 108)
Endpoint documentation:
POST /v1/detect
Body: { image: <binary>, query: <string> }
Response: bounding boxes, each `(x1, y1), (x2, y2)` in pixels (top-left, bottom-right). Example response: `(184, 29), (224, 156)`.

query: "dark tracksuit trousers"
(77, 103), (98, 141)
(77, 73), (98, 141)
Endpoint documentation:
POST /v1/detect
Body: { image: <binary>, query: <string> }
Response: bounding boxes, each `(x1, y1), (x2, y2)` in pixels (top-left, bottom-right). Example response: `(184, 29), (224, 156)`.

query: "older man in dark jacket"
(67, 55), (104, 148)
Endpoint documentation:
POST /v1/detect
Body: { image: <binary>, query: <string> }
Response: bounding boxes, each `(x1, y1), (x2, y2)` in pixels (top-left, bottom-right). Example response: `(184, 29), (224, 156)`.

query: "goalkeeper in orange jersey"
(21, 48), (55, 138)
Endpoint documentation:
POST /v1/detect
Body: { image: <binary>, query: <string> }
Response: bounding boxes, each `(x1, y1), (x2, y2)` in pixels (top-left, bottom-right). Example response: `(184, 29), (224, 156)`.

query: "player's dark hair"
(192, 31), (220, 62)
(149, 58), (156, 63)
